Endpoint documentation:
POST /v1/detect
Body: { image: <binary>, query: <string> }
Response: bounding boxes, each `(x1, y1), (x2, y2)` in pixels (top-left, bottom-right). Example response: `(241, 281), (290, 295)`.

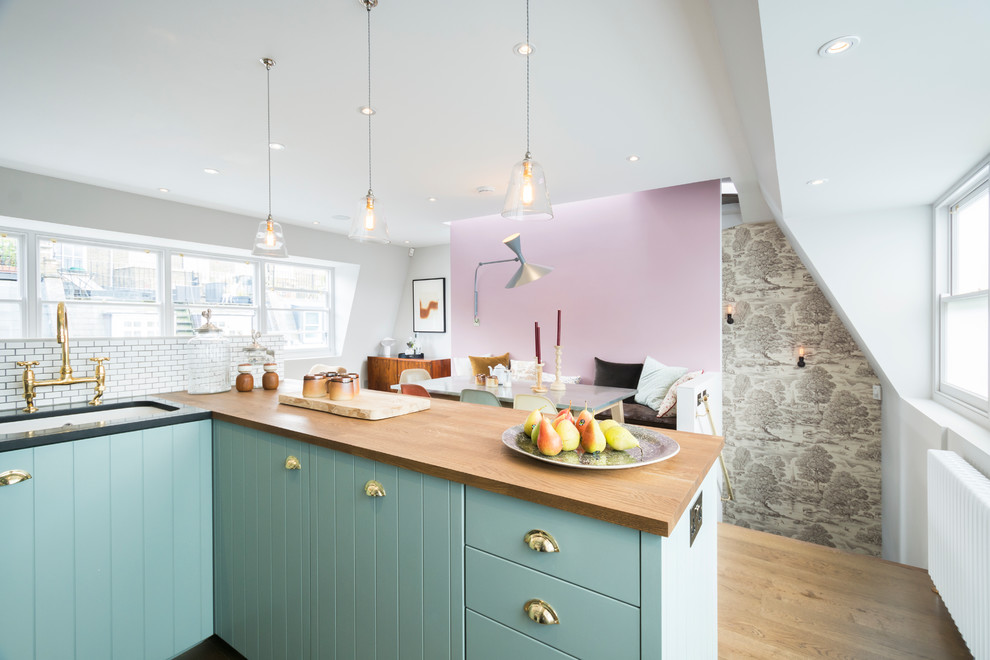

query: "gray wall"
(390, 244), (451, 360)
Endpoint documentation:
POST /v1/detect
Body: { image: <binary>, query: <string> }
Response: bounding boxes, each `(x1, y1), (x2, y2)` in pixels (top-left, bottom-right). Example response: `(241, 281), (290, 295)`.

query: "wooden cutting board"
(278, 388), (430, 420)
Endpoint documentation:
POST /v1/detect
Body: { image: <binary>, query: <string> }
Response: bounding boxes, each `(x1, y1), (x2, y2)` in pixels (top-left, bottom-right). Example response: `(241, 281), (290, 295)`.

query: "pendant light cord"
(526, 0), (530, 155)
(266, 60), (272, 216)
(367, 3), (373, 193)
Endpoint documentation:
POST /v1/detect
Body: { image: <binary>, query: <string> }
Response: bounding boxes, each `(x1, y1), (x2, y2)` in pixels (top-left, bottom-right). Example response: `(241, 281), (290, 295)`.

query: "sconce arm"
(474, 258), (520, 324)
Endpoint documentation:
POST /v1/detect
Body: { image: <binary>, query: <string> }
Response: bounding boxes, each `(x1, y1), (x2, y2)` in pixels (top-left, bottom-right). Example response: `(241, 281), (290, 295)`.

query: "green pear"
(554, 417), (581, 451)
(580, 418), (606, 454)
(524, 408), (543, 436)
(605, 425), (640, 451)
(536, 416), (563, 456)
(599, 419), (619, 433)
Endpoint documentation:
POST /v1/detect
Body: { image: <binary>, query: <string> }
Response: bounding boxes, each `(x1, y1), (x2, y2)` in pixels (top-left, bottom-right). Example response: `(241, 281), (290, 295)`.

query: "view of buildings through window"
(0, 230), (333, 351)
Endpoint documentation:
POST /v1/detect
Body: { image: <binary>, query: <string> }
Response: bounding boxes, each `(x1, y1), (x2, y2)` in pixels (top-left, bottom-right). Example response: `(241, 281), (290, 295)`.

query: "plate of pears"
(502, 405), (680, 469)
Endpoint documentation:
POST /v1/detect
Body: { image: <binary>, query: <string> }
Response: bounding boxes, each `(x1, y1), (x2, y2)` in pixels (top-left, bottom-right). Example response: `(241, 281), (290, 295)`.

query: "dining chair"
(399, 383), (431, 398)
(459, 389), (502, 407)
(512, 393), (557, 414)
(398, 368), (432, 384)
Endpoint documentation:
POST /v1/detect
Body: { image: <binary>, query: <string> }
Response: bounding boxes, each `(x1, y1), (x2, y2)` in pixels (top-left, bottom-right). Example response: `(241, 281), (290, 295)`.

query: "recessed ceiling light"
(203, 168), (220, 175)
(441, 221), (453, 226)
(358, 105), (376, 116)
(626, 155), (640, 162)
(807, 178), (829, 186)
(427, 197), (438, 202)
(513, 42), (534, 56)
(332, 214), (350, 221)
(404, 240), (410, 244)
(476, 185), (496, 194)
(269, 142), (285, 150)
(158, 187), (169, 193)
(818, 35), (860, 57)
(312, 221), (320, 225)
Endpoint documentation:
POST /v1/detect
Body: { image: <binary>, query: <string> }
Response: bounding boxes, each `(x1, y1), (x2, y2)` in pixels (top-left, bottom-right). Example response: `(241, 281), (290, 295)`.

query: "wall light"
(726, 305), (734, 325)
(473, 233), (552, 324)
(797, 346), (806, 368)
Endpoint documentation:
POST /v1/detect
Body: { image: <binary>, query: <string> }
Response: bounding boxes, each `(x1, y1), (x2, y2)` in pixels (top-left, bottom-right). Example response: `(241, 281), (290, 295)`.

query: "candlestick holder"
(550, 345), (566, 391)
(531, 359), (548, 393)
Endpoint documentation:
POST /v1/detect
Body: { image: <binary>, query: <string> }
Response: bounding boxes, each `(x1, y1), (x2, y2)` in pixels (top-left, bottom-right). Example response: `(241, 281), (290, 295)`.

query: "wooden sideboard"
(367, 356), (451, 391)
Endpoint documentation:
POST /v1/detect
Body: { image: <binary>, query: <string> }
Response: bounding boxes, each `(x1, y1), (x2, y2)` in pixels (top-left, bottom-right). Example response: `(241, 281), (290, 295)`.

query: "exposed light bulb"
(264, 217), (277, 248)
(521, 159), (534, 205)
(364, 196), (376, 231)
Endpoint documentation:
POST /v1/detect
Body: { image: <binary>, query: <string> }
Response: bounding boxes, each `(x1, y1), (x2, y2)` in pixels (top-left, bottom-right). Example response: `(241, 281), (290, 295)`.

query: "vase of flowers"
(400, 335), (423, 359)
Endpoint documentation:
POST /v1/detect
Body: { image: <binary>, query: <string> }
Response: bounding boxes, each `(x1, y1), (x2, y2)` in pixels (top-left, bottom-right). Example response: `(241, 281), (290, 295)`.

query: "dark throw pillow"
(593, 357), (644, 403)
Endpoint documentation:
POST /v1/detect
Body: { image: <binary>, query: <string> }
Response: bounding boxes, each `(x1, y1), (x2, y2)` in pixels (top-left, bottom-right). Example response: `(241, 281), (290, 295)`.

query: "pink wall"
(450, 180), (721, 383)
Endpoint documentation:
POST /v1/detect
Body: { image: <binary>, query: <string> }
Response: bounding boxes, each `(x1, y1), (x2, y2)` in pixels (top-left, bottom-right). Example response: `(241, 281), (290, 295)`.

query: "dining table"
(393, 375), (636, 423)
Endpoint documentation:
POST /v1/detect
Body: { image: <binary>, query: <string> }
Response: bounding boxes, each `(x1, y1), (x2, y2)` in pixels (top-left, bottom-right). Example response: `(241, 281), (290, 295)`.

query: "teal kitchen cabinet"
(213, 420), (464, 660)
(0, 420), (213, 660)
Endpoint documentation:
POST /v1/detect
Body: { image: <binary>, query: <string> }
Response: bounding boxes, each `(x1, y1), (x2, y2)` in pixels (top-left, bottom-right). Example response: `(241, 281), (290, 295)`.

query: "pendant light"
(252, 57), (289, 258)
(349, 0), (390, 244)
(501, 0), (552, 220)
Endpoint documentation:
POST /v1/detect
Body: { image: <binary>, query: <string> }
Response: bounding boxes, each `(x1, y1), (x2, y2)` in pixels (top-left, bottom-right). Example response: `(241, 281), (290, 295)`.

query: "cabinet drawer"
(466, 609), (575, 660)
(465, 486), (640, 605)
(465, 548), (639, 660)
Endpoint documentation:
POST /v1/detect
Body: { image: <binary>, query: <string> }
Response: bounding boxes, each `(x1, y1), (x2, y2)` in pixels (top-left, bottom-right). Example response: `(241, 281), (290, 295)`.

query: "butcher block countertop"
(161, 382), (723, 537)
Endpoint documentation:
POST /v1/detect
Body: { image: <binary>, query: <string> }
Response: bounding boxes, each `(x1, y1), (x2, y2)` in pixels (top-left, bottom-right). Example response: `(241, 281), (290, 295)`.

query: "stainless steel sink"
(0, 401), (180, 435)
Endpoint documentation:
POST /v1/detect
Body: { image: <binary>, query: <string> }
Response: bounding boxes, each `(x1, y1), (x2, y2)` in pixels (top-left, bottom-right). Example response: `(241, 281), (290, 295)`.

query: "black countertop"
(0, 395), (211, 452)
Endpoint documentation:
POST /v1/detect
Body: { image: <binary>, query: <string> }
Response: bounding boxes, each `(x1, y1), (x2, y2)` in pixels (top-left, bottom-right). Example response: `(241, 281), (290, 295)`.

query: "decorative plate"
(501, 423), (680, 470)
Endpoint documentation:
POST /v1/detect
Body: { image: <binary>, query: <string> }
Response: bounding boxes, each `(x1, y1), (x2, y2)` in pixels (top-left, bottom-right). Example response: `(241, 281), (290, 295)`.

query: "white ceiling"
(0, 0), (987, 247)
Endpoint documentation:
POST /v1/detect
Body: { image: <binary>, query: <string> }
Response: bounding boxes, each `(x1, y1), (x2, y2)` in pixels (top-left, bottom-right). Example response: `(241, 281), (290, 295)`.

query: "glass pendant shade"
(501, 154), (552, 220)
(348, 192), (390, 244)
(252, 215), (289, 258)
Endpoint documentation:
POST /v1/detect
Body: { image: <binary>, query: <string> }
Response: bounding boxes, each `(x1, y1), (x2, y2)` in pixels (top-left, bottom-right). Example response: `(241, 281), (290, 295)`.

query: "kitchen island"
(162, 383), (724, 659)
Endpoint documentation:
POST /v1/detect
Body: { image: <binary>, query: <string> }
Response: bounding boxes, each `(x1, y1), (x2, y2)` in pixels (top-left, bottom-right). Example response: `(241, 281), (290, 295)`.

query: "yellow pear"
(580, 418), (607, 454)
(605, 426), (640, 451)
(555, 418), (581, 451)
(524, 408), (543, 435)
(599, 419), (619, 433)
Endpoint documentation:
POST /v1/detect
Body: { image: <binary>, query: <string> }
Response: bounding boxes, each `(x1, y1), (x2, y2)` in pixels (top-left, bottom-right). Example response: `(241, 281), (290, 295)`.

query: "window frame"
(934, 156), (990, 419)
(0, 222), (336, 356)
(0, 230), (28, 338)
(263, 261), (335, 353)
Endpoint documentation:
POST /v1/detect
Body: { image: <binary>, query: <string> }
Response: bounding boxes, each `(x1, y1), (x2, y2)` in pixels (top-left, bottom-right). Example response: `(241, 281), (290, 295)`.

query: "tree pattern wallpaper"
(722, 222), (882, 556)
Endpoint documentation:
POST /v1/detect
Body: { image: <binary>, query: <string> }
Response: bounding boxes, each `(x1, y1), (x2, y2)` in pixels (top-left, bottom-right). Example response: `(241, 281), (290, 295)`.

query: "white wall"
(0, 167), (410, 381)
(775, 203), (990, 567)
(390, 245), (451, 360)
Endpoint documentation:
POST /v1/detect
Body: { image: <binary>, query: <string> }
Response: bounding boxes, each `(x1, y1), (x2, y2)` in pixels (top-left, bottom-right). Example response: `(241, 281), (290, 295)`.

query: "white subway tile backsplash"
(0, 334), (285, 412)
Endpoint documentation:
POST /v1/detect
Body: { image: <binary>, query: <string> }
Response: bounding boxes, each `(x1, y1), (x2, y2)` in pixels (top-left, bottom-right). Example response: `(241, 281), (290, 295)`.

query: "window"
(265, 262), (332, 350)
(0, 221), (336, 353)
(936, 159), (990, 413)
(171, 254), (256, 335)
(0, 233), (24, 337)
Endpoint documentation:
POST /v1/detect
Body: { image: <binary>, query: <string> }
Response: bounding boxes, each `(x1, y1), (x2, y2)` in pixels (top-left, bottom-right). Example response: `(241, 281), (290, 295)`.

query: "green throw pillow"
(634, 357), (688, 411)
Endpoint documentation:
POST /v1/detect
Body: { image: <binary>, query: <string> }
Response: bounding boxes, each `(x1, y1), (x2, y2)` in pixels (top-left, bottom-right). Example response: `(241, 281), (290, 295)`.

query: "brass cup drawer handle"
(285, 456), (301, 470)
(524, 529), (560, 553)
(524, 599), (560, 625)
(364, 480), (386, 497)
(0, 469), (33, 487)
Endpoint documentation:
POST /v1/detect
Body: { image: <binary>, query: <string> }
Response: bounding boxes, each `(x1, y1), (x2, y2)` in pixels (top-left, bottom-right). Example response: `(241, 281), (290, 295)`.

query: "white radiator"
(928, 449), (990, 659)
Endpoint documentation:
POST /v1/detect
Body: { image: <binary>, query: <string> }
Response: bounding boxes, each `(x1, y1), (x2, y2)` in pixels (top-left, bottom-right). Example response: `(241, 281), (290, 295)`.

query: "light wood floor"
(181, 523), (973, 659)
(719, 523), (972, 659)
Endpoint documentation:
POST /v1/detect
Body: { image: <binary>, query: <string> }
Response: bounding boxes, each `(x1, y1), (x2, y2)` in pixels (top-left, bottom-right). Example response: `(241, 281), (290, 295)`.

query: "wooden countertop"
(161, 383), (723, 537)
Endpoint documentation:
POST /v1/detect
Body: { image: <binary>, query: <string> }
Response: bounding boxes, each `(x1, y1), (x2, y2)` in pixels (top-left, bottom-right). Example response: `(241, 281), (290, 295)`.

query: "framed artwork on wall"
(412, 277), (446, 333)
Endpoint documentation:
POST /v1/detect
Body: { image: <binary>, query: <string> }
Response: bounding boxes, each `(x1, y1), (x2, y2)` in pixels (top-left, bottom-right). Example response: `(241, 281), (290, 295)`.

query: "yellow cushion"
(469, 353), (510, 377)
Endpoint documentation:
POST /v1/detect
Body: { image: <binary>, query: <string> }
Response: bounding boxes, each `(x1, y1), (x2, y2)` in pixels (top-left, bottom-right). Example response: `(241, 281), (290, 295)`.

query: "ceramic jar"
(327, 375), (355, 401)
(346, 373), (360, 396)
(262, 363), (279, 390)
(302, 373), (326, 398)
(235, 364), (254, 392)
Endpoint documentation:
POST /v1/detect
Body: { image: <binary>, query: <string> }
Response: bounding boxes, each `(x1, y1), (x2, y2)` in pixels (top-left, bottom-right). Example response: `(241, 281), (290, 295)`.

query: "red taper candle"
(556, 309), (561, 346)
(535, 322), (541, 364)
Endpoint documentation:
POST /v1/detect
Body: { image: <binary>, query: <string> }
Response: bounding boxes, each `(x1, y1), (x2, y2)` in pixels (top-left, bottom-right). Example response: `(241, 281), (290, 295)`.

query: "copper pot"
(302, 373), (326, 398)
(327, 375), (355, 401)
